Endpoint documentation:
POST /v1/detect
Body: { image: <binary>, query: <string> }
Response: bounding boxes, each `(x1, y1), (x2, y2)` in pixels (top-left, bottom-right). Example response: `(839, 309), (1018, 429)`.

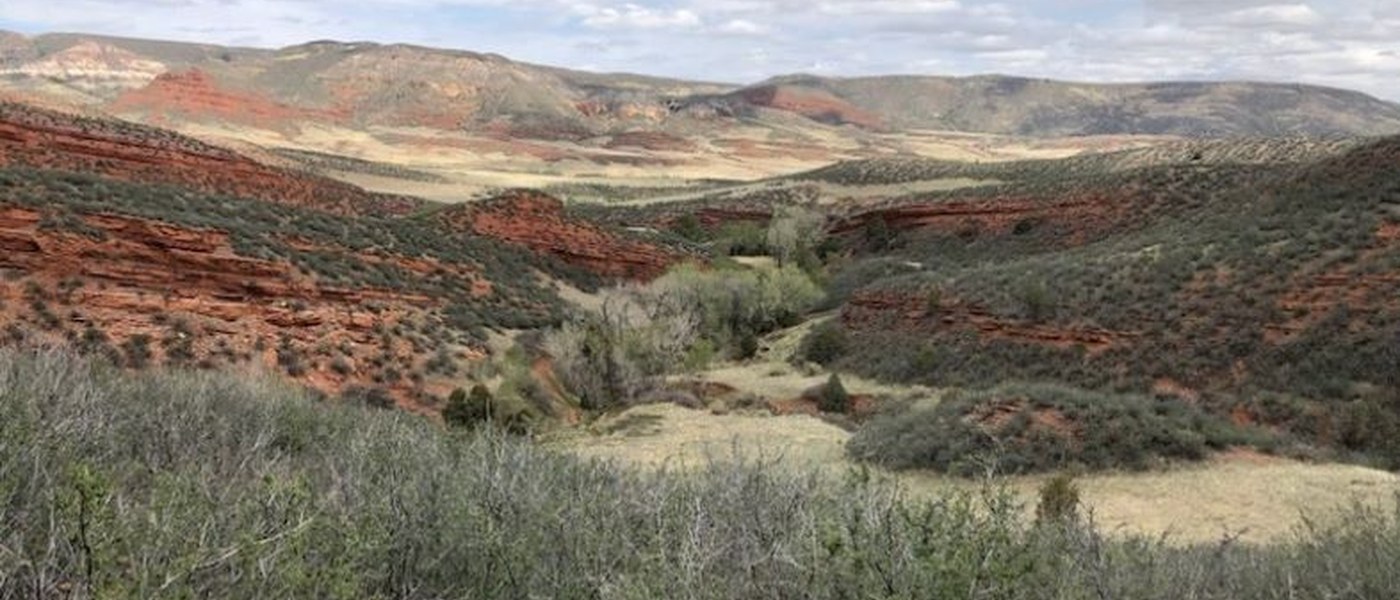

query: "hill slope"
(1, 31), (1397, 140)
(0, 102), (690, 409)
(589, 136), (1400, 466)
(732, 74), (1400, 136)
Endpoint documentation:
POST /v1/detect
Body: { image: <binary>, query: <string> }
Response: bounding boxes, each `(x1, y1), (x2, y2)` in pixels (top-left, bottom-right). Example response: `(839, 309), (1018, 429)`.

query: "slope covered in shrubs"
(806, 137), (1400, 468)
(848, 383), (1268, 475)
(3, 349), (1400, 599)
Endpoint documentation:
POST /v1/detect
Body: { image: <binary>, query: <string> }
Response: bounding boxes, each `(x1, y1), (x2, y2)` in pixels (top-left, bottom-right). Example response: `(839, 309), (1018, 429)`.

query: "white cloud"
(816, 0), (961, 15)
(578, 3), (701, 30)
(715, 18), (769, 35)
(1218, 4), (1321, 28)
(0, 0), (1398, 100)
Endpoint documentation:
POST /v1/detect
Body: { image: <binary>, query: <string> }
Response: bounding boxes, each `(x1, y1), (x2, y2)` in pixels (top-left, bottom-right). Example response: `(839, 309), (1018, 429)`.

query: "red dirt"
(656, 207), (773, 231)
(0, 101), (422, 217)
(768, 393), (878, 419)
(1153, 378), (1201, 403)
(605, 131), (696, 152)
(968, 397), (1081, 448)
(842, 289), (1138, 355)
(1270, 220), (1400, 341)
(530, 356), (582, 425)
(739, 85), (883, 129)
(438, 189), (692, 280)
(831, 192), (1131, 244)
(110, 69), (348, 130)
(0, 206), (476, 411)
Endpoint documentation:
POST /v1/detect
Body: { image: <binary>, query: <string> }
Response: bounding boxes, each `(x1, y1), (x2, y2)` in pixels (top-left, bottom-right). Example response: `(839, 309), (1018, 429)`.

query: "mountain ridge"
(2, 30), (1399, 139)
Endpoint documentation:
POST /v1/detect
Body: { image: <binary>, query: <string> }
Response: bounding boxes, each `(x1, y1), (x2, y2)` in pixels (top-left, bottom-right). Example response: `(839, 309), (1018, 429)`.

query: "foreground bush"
(848, 382), (1267, 475)
(2, 350), (1398, 599)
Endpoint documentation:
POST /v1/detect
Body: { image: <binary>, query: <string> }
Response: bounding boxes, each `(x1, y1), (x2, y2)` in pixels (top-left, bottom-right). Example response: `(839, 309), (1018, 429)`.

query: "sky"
(2, 0), (1399, 100)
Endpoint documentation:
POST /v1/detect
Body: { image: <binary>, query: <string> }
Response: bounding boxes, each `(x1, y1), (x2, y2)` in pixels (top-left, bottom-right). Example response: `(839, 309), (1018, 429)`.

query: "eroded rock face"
(440, 189), (691, 280)
(111, 69), (348, 130)
(831, 192), (1130, 244)
(0, 41), (165, 94)
(841, 289), (1136, 355)
(0, 206), (472, 412)
(739, 85), (883, 129)
(0, 101), (421, 217)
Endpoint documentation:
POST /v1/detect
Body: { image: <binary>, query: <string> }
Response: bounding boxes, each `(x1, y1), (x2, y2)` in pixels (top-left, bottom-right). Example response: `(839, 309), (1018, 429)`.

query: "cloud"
(0, 0), (1398, 100)
(815, 1), (961, 15)
(715, 18), (769, 35)
(576, 3), (701, 30)
(1218, 4), (1322, 28)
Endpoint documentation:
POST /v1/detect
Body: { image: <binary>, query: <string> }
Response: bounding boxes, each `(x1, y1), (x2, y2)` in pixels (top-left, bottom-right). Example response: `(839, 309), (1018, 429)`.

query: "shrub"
(1016, 279), (1055, 322)
(120, 334), (152, 369)
(3, 349), (1400, 599)
(863, 214), (897, 251)
(818, 373), (850, 414)
(848, 382), (1264, 475)
(672, 213), (708, 242)
(643, 263), (824, 355)
(342, 385), (395, 410)
(443, 384), (494, 429)
(713, 221), (767, 256)
(766, 205), (826, 268)
(545, 299), (688, 411)
(800, 321), (849, 365)
(329, 357), (353, 376)
(737, 332), (759, 360)
(1036, 473), (1081, 525)
(276, 344), (306, 377)
(926, 287), (943, 315)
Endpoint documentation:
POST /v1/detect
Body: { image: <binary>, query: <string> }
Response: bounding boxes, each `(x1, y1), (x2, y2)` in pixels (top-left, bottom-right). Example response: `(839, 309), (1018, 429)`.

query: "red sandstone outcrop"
(0, 205), (472, 412)
(0, 101), (421, 217)
(111, 69), (348, 129)
(831, 192), (1129, 244)
(739, 85), (883, 129)
(841, 289), (1137, 355)
(439, 190), (691, 280)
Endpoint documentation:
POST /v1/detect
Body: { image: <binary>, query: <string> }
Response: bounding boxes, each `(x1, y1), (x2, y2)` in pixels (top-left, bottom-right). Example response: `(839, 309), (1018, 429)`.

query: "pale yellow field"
(172, 118), (1170, 202)
(556, 402), (1399, 545)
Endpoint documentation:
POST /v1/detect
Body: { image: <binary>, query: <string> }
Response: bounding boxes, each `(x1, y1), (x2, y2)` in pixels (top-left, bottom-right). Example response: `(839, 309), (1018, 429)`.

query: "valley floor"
(556, 401), (1399, 545)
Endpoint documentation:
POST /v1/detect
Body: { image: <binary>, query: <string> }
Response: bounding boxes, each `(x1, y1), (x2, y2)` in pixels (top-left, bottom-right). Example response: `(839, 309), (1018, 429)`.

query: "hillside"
(753, 138), (1400, 466)
(1, 31), (1398, 194)
(729, 75), (1400, 136)
(0, 102), (689, 410)
(5, 349), (1400, 597)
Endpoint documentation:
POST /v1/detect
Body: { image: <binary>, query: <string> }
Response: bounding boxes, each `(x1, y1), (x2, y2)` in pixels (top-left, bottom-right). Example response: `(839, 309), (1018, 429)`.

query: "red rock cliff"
(439, 189), (691, 280)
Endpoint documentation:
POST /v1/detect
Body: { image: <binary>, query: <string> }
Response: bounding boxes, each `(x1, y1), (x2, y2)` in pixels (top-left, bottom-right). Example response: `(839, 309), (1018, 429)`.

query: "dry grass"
(562, 403), (850, 472)
(167, 117), (1178, 202)
(906, 453), (1400, 544)
(557, 402), (1399, 545)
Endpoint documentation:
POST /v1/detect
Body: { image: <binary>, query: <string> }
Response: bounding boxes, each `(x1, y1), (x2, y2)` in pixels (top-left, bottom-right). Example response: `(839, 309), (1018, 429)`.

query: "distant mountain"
(2, 31), (1398, 139)
(733, 74), (1400, 136)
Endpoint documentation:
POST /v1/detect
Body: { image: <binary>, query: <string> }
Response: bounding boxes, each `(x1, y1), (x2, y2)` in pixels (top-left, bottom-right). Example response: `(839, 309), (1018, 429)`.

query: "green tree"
(863, 214), (896, 251)
(672, 213), (708, 242)
(801, 322), (849, 365)
(766, 206), (826, 268)
(443, 384), (493, 428)
(819, 373), (850, 413)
